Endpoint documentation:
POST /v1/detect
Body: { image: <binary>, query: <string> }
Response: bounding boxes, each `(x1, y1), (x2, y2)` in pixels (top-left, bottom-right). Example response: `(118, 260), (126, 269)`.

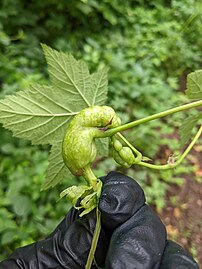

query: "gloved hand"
(0, 171), (199, 269)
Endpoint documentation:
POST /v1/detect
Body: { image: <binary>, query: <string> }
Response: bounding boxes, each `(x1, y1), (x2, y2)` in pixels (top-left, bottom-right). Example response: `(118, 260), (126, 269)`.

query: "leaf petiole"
(136, 125), (202, 170)
(100, 100), (202, 137)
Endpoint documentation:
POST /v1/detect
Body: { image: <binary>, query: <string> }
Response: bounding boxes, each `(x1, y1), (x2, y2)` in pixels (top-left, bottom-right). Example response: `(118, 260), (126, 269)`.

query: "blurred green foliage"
(0, 0), (202, 260)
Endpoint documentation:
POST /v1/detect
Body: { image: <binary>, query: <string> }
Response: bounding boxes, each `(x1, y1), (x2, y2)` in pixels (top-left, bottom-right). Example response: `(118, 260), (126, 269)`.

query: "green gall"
(62, 105), (121, 177)
(111, 135), (136, 168)
(119, 147), (135, 166)
(112, 136), (123, 151)
(112, 145), (135, 168)
(112, 148), (131, 168)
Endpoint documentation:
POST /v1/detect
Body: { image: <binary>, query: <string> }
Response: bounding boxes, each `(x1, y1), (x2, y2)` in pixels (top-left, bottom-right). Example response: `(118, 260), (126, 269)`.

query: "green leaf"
(80, 192), (97, 207)
(0, 85), (76, 145)
(1, 230), (16, 245)
(90, 67), (109, 105)
(95, 137), (109, 157)
(0, 45), (108, 145)
(0, 44), (109, 189)
(60, 185), (92, 206)
(11, 195), (32, 217)
(186, 70), (202, 100)
(42, 143), (73, 190)
(179, 115), (200, 147)
(42, 44), (108, 109)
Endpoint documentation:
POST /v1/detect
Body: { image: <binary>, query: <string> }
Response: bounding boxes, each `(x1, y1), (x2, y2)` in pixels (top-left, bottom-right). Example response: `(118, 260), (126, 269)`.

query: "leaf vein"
(32, 85), (74, 113)
(54, 56), (91, 106)
(4, 116), (34, 127)
(19, 92), (53, 114)
(15, 117), (54, 136)
(38, 117), (70, 141)
(45, 164), (66, 188)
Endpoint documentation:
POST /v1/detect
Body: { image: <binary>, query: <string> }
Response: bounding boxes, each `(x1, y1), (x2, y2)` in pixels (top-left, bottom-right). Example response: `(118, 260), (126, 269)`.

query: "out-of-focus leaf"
(12, 195), (32, 217)
(179, 115), (200, 147)
(186, 70), (202, 100)
(1, 230), (16, 245)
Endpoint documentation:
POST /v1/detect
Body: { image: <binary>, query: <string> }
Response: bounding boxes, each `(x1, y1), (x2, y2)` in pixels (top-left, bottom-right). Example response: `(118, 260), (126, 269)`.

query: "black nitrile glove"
(0, 171), (199, 269)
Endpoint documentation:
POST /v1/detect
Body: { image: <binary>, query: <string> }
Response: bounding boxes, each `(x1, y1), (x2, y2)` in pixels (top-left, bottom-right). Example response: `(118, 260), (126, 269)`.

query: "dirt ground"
(158, 145), (202, 266)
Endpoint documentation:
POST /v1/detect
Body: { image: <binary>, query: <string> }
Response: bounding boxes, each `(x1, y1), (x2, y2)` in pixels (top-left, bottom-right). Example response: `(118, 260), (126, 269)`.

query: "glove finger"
(159, 240), (199, 269)
(50, 209), (110, 268)
(105, 205), (167, 269)
(99, 171), (146, 230)
(0, 210), (109, 269)
(47, 206), (80, 238)
(49, 209), (109, 269)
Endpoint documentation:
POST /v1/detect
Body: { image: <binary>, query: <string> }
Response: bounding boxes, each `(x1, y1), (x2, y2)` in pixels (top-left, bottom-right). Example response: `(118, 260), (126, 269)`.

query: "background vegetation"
(0, 0), (202, 264)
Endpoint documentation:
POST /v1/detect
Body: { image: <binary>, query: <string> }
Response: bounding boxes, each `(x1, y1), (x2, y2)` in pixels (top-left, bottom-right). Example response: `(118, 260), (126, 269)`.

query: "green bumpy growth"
(62, 105), (121, 183)
(111, 135), (136, 168)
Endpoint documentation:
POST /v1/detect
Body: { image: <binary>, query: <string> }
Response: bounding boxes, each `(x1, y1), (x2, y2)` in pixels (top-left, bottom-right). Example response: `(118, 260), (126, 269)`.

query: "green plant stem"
(85, 208), (102, 269)
(99, 100), (202, 137)
(136, 125), (202, 170)
(83, 165), (99, 191)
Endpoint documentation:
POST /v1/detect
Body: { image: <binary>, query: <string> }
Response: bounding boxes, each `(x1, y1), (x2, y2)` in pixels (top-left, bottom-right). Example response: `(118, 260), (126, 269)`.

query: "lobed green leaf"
(0, 45), (109, 189)
(42, 44), (108, 109)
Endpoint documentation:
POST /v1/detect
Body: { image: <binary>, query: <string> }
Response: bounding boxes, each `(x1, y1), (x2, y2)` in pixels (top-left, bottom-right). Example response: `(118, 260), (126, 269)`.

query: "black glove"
(0, 171), (199, 269)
